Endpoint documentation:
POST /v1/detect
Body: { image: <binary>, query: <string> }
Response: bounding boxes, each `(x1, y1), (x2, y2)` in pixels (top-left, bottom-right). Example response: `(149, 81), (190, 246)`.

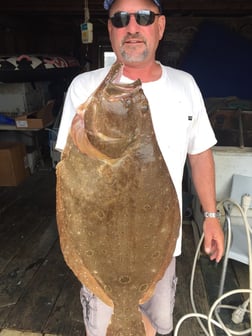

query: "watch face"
(204, 211), (220, 218)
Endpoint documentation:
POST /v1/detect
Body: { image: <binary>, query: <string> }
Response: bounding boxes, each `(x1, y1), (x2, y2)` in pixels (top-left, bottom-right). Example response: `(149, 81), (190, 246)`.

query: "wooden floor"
(0, 166), (249, 336)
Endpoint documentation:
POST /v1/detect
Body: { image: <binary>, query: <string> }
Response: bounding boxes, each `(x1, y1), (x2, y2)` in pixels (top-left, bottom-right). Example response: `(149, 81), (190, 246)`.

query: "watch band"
(204, 211), (221, 218)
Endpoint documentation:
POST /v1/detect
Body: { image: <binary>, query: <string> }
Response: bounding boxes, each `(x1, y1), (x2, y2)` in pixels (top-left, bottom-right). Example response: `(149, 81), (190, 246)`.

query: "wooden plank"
(0, 330), (42, 336)
(0, 197), (43, 273)
(42, 270), (85, 336)
(0, 171), (58, 328)
(65, 323), (85, 336)
(0, 170), (55, 216)
(1, 0), (252, 15)
(0, 188), (21, 217)
(2, 241), (68, 332)
(1, 169), (248, 336)
(0, 217), (58, 310)
(231, 260), (249, 299)
(0, 329), (58, 335)
(174, 224), (209, 336)
(0, 307), (12, 330)
(232, 260), (249, 289)
(0, 171), (56, 273)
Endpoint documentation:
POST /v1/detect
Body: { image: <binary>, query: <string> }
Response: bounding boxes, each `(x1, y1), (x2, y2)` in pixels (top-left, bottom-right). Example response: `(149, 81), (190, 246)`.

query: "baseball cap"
(104, 0), (162, 12)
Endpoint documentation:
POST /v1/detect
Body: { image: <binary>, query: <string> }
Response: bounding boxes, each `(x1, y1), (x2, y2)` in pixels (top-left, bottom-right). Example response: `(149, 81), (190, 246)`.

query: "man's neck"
(122, 62), (162, 83)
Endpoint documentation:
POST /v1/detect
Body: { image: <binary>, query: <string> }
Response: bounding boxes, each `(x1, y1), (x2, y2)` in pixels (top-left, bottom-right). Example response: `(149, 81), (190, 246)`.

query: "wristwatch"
(203, 211), (221, 218)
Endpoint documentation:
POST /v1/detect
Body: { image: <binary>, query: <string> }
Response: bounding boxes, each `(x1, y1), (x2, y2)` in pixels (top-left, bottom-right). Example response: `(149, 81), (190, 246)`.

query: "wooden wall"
(0, 14), (252, 70)
(0, 14), (85, 63)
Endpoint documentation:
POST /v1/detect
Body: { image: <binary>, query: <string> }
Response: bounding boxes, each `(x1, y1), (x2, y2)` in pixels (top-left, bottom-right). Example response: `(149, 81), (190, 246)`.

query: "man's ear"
(158, 15), (166, 40)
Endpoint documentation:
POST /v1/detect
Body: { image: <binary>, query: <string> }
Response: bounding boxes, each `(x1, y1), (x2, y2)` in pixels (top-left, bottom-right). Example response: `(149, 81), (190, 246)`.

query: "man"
(56, 0), (224, 335)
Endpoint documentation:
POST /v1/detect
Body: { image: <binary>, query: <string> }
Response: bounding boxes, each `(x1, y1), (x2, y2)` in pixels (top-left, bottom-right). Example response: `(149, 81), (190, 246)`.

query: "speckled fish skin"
(56, 62), (180, 335)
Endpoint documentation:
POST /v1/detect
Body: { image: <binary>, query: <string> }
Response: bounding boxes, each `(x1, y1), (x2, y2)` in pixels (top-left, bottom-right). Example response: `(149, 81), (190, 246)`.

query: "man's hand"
(203, 217), (224, 263)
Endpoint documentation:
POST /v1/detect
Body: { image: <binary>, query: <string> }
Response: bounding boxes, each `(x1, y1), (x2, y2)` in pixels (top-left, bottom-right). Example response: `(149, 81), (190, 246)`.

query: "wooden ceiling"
(1, 0), (252, 18)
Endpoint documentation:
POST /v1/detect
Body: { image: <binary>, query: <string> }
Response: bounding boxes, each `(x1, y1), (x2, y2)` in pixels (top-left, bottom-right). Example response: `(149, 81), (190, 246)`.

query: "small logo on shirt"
(188, 116), (193, 121)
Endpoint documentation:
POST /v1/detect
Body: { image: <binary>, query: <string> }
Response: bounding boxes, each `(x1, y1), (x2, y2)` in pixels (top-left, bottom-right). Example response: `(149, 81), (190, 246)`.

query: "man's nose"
(126, 14), (139, 31)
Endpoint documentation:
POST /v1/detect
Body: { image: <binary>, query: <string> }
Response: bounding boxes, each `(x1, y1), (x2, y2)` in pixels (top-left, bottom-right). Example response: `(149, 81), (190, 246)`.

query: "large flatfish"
(56, 62), (180, 335)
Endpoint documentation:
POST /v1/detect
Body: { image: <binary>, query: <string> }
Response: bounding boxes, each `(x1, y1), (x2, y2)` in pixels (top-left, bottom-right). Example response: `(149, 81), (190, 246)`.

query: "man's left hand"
(203, 218), (224, 263)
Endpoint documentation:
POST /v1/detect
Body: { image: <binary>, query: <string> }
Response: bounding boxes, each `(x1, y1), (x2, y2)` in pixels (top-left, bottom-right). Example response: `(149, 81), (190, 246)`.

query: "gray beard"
(120, 49), (148, 63)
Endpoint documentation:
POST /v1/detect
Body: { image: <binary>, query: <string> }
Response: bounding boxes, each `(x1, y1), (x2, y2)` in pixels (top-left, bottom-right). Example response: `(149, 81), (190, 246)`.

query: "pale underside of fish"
(56, 62), (180, 335)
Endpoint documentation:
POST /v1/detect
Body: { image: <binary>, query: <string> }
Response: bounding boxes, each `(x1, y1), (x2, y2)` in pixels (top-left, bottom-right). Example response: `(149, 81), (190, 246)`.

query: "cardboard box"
(15, 100), (55, 129)
(0, 142), (30, 186)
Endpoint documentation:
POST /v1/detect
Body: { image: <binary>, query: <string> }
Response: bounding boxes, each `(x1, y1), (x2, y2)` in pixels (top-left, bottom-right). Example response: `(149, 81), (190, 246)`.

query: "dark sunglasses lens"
(110, 10), (157, 28)
(111, 12), (130, 28)
(136, 10), (155, 26)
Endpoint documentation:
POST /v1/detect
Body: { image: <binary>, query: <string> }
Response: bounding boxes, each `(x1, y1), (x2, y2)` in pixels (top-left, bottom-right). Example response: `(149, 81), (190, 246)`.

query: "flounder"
(56, 62), (180, 335)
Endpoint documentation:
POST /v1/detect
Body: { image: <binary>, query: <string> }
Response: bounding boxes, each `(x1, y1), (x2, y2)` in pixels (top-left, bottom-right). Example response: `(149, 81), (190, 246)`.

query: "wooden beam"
(0, 330), (43, 336)
(0, 330), (58, 336)
(0, 0), (252, 16)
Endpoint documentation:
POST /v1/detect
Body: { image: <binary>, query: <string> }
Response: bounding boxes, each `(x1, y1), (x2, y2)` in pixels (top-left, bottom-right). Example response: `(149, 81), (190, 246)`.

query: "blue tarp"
(179, 21), (252, 99)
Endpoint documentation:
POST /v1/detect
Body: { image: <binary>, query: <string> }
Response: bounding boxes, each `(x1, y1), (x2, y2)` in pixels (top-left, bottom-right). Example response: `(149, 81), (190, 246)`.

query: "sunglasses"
(109, 10), (161, 28)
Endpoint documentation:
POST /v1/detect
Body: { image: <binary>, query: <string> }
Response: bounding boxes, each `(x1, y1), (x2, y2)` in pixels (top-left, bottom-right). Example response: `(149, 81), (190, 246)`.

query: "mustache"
(122, 33), (146, 44)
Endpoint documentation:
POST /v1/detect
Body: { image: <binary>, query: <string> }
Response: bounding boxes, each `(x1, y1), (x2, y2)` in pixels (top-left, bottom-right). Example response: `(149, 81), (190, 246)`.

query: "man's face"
(107, 0), (165, 66)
